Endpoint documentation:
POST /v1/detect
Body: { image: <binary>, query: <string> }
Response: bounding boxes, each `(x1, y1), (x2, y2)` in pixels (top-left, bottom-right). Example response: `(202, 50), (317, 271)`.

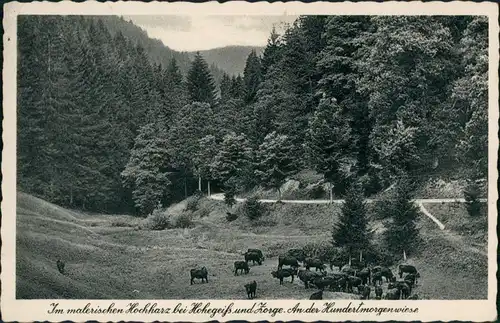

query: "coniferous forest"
(17, 15), (488, 216)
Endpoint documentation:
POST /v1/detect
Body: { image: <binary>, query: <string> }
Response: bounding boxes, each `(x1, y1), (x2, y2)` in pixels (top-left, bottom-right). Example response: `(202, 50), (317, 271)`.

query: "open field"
(16, 192), (488, 300)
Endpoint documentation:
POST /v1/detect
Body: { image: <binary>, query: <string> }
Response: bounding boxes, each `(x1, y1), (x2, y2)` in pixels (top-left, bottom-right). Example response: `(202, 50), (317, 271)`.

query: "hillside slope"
(15, 192), (488, 300)
(189, 46), (265, 75)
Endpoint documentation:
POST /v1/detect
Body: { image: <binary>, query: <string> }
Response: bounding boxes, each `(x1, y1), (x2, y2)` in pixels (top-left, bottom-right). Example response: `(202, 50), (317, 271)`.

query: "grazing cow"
(56, 259), (65, 274)
(278, 255), (299, 270)
(334, 274), (349, 292)
(372, 271), (383, 286)
(244, 281), (257, 299)
(388, 281), (411, 299)
(190, 267), (208, 285)
(375, 286), (383, 299)
(247, 249), (265, 262)
(298, 269), (323, 289)
(305, 257), (326, 272)
(384, 288), (401, 300)
(311, 276), (337, 290)
(286, 249), (306, 263)
(379, 267), (396, 283)
(309, 290), (323, 300)
(355, 267), (371, 285)
(234, 261), (250, 276)
(399, 264), (420, 282)
(245, 251), (263, 265)
(359, 285), (371, 300)
(346, 276), (363, 293)
(404, 273), (417, 288)
(271, 268), (295, 285)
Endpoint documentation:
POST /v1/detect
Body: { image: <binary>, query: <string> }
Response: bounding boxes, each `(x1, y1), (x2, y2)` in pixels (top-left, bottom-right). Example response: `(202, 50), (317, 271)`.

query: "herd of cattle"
(189, 248), (421, 300)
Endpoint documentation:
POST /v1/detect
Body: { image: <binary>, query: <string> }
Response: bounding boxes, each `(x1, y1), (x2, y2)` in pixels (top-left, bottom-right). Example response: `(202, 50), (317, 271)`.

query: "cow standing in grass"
(271, 268), (295, 285)
(244, 281), (257, 299)
(234, 261), (250, 276)
(190, 267), (208, 285)
(309, 290), (323, 300)
(245, 251), (263, 265)
(278, 255), (299, 270)
(399, 264), (421, 284)
(56, 259), (65, 275)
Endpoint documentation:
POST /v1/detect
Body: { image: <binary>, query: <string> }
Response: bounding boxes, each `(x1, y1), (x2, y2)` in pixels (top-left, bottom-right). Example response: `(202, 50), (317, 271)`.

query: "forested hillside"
(17, 15), (488, 216)
(189, 46), (265, 75)
(94, 16), (226, 83)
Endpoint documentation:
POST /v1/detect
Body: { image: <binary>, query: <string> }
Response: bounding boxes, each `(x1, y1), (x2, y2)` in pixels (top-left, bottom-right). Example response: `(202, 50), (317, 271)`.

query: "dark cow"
(247, 249), (265, 262)
(271, 268), (295, 285)
(245, 251), (263, 265)
(286, 248), (306, 263)
(358, 285), (371, 300)
(305, 257), (326, 272)
(388, 281), (411, 299)
(372, 271), (383, 286)
(309, 290), (323, 300)
(407, 294), (419, 300)
(278, 255), (299, 270)
(375, 285), (383, 299)
(346, 276), (363, 293)
(399, 264), (420, 283)
(190, 266), (208, 285)
(311, 275), (337, 290)
(384, 288), (401, 300)
(404, 273), (417, 288)
(298, 269), (323, 289)
(244, 281), (257, 299)
(56, 259), (65, 274)
(234, 261), (250, 276)
(378, 267), (396, 283)
(355, 267), (371, 285)
(333, 274), (348, 292)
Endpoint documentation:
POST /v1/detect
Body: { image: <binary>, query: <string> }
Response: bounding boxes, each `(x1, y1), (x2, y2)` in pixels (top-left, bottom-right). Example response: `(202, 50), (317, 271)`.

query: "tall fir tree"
(243, 50), (263, 103)
(381, 175), (420, 256)
(305, 97), (356, 196)
(332, 181), (371, 256)
(254, 132), (298, 200)
(186, 52), (217, 106)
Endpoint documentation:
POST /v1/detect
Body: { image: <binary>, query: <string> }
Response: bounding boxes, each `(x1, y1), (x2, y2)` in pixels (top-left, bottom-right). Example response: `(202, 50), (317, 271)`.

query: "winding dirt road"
(208, 193), (488, 231)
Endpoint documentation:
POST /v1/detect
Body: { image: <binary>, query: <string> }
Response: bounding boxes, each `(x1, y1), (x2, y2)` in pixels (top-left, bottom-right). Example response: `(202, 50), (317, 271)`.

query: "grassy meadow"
(16, 192), (488, 300)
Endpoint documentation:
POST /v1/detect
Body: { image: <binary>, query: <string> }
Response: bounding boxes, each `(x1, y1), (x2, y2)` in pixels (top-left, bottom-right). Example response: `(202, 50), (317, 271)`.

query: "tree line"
(17, 15), (488, 215)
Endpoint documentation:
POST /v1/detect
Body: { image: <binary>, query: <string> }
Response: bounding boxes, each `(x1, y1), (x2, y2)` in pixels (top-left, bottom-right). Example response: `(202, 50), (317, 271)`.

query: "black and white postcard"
(2, 1), (498, 322)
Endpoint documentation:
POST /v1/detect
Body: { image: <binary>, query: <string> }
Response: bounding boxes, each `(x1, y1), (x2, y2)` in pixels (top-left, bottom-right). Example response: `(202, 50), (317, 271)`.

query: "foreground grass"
(16, 192), (488, 300)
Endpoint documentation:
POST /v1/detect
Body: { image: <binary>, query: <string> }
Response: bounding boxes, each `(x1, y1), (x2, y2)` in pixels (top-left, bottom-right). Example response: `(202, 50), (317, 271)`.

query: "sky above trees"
(123, 15), (299, 51)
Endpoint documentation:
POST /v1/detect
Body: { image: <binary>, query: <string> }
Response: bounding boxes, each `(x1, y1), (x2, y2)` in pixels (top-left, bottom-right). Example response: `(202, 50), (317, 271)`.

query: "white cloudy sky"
(123, 15), (299, 51)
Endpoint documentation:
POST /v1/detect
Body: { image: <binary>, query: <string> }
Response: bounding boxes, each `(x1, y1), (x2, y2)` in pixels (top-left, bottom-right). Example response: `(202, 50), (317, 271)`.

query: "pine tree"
(168, 102), (215, 198)
(186, 52), (217, 106)
(210, 132), (253, 192)
(382, 175), (420, 256)
(452, 17), (488, 179)
(121, 122), (173, 216)
(261, 26), (282, 76)
(332, 181), (371, 256)
(254, 132), (298, 200)
(219, 73), (233, 102)
(464, 179), (482, 217)
(305, 97), (355, 196)
(243, 50), (262, 103)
